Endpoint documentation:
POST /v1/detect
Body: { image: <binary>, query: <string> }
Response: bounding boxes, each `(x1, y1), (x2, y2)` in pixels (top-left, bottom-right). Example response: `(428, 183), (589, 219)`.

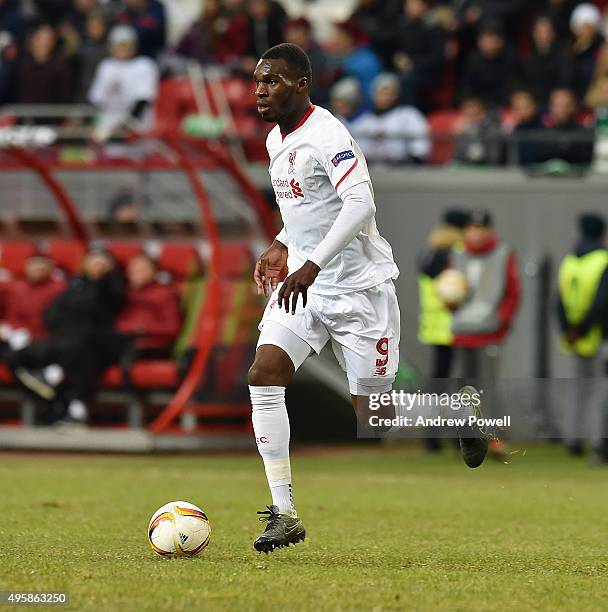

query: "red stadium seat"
(47, 239), (86, 275)
(0, 242), (37, 276)
(106, 242), (145, 270)
(233, 115), (259, 139)
(428, 110), (461, 165)
(157, 243), (203, 280)
(155, 78), (198, 135)
(223, 77), (256, 113)
(218, 242), (253, 279)
(0, 362), (12, 384)
(101, 361), (179, 388)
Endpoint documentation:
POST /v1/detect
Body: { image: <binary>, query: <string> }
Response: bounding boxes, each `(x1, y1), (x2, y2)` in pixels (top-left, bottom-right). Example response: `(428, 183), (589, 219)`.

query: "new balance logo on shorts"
(331, 150), (355, 167)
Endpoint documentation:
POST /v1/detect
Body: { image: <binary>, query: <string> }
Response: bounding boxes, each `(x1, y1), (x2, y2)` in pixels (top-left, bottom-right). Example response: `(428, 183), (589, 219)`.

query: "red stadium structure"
(0, 130), (275, 440)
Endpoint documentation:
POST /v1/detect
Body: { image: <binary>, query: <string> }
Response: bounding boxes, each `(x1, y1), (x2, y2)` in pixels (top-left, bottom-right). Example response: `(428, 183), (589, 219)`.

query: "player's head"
(254, 43), (312, 124)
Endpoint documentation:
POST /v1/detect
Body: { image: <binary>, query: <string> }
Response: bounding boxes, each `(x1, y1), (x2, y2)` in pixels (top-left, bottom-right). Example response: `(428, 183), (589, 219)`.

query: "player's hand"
(254, 240), (288, 297)
(278, 260), (321, 314)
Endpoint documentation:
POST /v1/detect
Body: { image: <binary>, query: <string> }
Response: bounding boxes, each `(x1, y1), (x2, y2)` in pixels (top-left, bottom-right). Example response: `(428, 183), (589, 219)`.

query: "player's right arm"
(254, 230), (288, 297)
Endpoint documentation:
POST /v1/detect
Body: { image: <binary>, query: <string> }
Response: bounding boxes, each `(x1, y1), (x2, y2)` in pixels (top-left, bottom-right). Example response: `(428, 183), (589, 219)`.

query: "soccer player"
(249, 43), (486, 554)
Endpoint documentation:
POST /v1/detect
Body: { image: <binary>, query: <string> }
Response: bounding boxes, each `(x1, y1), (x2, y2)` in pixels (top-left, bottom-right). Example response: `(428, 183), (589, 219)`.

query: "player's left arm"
(278, 181), (375, 314)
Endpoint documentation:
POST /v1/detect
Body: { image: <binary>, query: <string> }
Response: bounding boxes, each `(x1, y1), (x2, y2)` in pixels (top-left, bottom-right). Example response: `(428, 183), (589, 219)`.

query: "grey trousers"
(564, 354), (608, 450)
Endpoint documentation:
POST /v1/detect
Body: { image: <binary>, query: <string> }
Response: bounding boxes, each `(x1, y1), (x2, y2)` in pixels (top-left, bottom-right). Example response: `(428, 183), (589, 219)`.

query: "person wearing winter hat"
(568, 3), (605, 102)
(329, 77), (363, 126)
(350, 72), (431, 165)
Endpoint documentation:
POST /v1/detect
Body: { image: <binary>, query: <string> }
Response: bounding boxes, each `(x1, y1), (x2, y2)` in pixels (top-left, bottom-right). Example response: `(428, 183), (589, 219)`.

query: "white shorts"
(257, 279), (400, 395)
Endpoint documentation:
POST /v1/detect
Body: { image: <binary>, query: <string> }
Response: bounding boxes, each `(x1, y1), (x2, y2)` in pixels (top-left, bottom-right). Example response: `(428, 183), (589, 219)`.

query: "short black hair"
(260, 43), (312, 87)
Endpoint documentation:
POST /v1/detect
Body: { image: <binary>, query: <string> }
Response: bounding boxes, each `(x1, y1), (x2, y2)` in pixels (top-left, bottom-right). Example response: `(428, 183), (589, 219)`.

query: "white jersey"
(88, 56), (158, 132)
(267, 105), (399, 295)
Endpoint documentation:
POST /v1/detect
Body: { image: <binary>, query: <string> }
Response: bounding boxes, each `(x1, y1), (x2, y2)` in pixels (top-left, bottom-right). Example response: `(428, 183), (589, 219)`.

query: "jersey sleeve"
(313, 122), (370, 198)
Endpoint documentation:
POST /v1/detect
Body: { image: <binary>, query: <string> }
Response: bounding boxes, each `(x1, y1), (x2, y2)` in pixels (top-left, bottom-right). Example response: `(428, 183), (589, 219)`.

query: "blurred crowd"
(2, 0), (608, 163)
(0, 246), (184, 425)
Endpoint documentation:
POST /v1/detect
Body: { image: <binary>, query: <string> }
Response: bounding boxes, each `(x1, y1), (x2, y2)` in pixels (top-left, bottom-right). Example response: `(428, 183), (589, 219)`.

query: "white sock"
(43, 364), (64, 387)
(67, 399), (88, 422)
(249, 385), (296, 516)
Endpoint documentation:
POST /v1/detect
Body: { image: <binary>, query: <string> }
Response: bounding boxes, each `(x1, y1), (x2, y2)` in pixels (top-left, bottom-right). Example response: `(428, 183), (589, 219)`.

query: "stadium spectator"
(116, 253), (182, 354)
(418, 208), (470, 376)
(538, 88), (594, 165)
(388, 0), (446, 108)
(284, 17), (331, 106)
(16, 23), (75, 105)
(88, 24), (158, 142)
(242, 0), (287, 74)
(453, 96), (504, 165)
(585, 38), (608, 106)
(63, 0), (99, 39)
(0, 0), (26, 43)
(452, 0), (526, 37)
(329, 18), (382, 111)
(329, 77), (363, 127)
(509, 89), (545, 166)
(351, 72), (430, 165)
(449, 209), (521, 379)
(417, 208), (469, 451)
(567, 3), (605, 102)
(557, 213), (608, 460)
(0, 30), (17, 105)
(115, 0), (166, 58)
(74, 9), (108, 102)
(540, 0), (582, 39)
(520, 15), (569, 107)
(176, 0), (248, 66)
(7, 248), (127, 424)
(103, 189), (139, 235)
(0, 255), (65, 358)
(459, 20), (516, 108)
(351, 0), (401, 64)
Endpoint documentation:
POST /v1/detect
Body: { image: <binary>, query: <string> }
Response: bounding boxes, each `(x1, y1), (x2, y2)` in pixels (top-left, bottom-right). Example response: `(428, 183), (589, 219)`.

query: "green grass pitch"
(1, 445), (607, 611)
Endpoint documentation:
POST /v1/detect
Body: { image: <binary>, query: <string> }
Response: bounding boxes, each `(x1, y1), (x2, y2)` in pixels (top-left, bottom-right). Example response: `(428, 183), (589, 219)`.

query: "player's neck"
(279, 102), (314, 139)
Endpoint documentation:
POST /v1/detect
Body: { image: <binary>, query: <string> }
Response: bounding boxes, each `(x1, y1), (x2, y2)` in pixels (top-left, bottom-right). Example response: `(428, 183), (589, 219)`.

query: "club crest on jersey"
(288, 150), (297, 174)
(331, 150), (355, 167)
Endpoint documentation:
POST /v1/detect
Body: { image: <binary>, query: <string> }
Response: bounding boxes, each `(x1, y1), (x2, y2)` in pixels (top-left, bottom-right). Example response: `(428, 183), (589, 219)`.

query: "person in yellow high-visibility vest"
(418, 209), (469, 451)
(419, 209), (470, 374)
(558, 213), (608, 461)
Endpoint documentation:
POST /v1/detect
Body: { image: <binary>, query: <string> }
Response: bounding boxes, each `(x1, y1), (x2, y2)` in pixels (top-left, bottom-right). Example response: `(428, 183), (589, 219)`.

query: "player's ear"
(296, 76), (309, 94)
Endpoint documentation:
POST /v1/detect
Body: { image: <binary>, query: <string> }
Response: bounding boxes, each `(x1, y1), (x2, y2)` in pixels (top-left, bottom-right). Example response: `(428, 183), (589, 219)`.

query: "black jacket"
(460, 47), (516, 106)
(44, 271), (125, 339)
(390, 15), (446, 83)
(536, 119), (594, 165)
(521, 42), (570, 106)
